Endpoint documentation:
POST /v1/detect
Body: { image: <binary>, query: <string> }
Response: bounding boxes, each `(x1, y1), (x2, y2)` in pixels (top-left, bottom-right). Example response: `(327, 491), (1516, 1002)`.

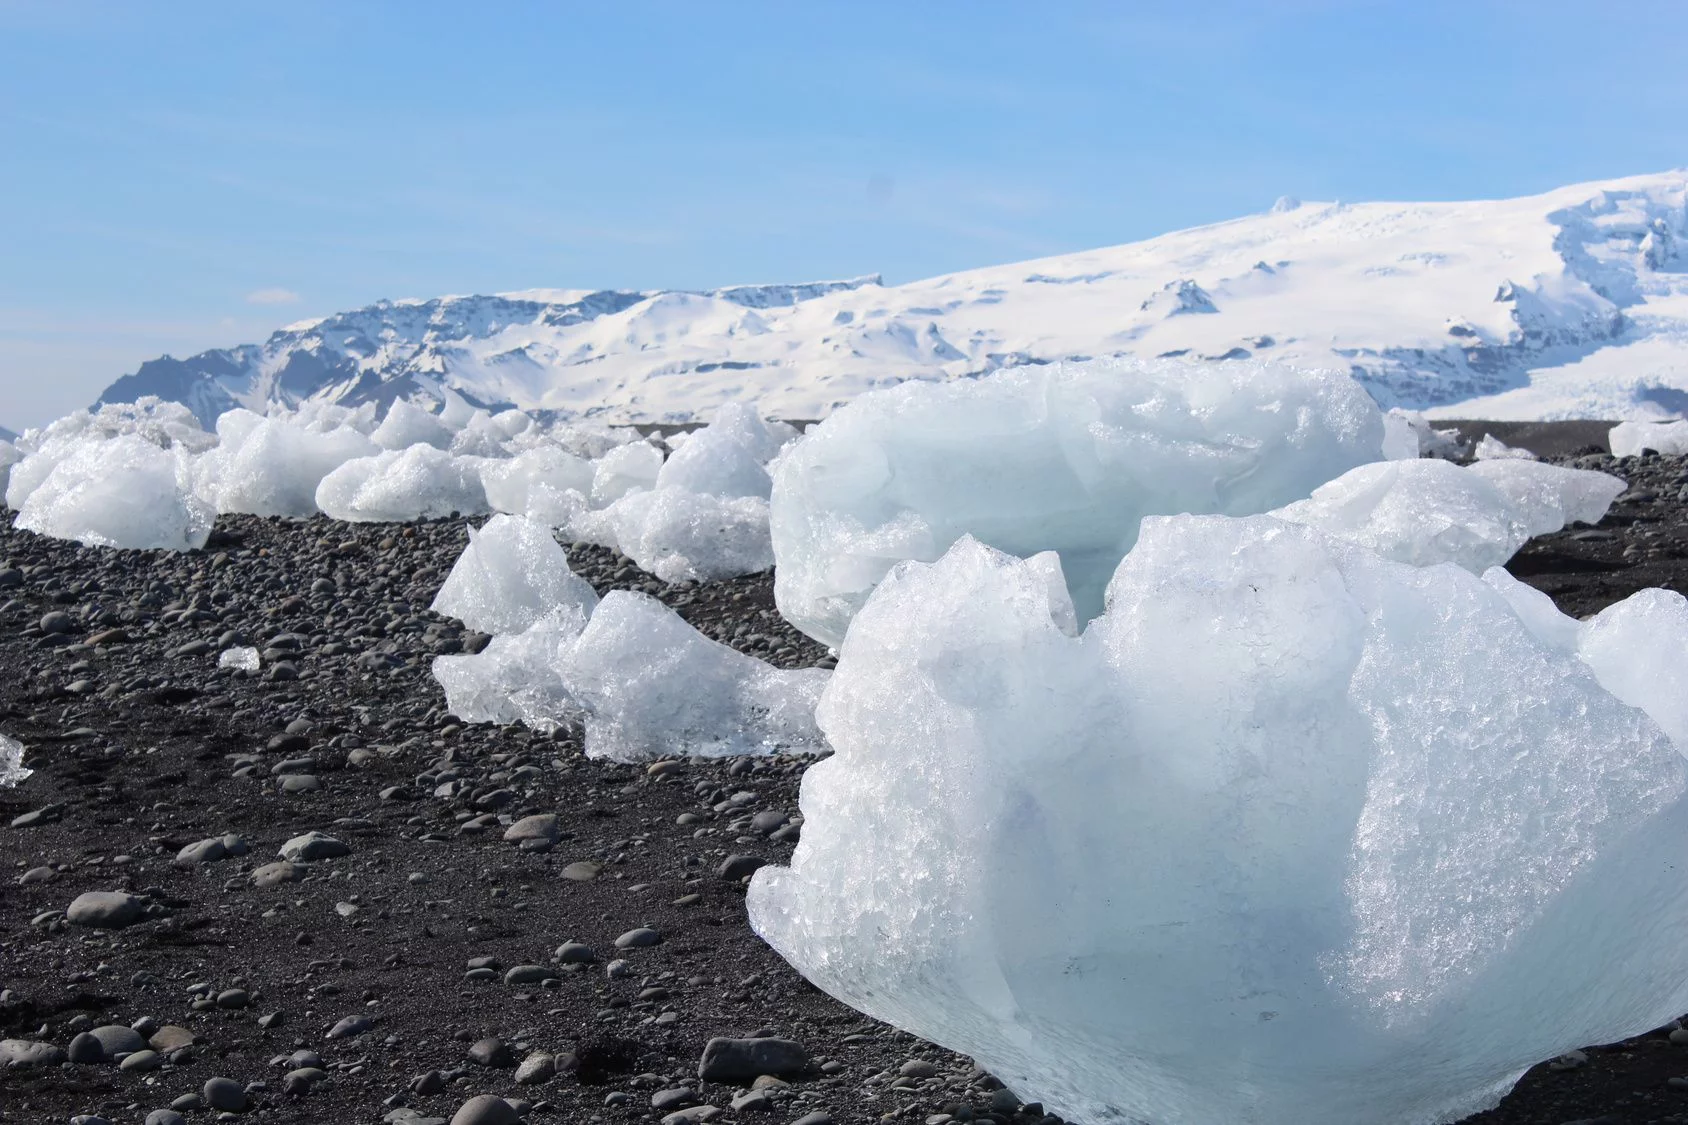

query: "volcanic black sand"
(3, 433), (1688, 1125)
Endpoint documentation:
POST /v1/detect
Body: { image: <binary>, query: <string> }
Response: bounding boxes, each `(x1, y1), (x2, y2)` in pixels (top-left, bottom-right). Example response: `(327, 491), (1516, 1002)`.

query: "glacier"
(770, 356), (1387, 648)
(94, 170), (1688, 426)
(749, 527), (1688, 1125)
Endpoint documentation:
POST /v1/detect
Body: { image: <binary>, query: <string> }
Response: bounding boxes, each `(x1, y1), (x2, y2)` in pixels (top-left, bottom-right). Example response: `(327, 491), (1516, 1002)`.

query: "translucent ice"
(574, 489), (774, 583)
(771, 357), (1387, 647)
(0, 734), (30, 787)
(1472, 433), (1538, 460)
(559, 591), (828, 762)
(1272, 458), (1625, 571)
(1610, 419), (1688, 457)
(14, 433), (213, 551)
(655, 402), (795, 499)
(314, 446), (489, 522)
(429, 514), (599, 636)
(431, 605), (591, 731)
(370, 398), (455, 451)
(194, 410), (378, 517)
(218, 646), (261, 672)
(589, 440), (664, 506)
(479, 446), (596, 516)
(749, 527), (1688, 1125)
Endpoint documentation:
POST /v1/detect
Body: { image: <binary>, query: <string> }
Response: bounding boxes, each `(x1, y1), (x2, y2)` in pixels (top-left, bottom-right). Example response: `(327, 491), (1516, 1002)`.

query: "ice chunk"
(589, 440), (663, 506)
(430, 514), (599, 636)
(1386, 408), (1469, 459)
(0, 440), (22, 502)
(750, 527), (1688, 1125)
(0, 734), (30, 787)
(577, 490), (774, 583)
(314, 446), (489, 522)
(1473, 433), (1538, 460)
(218, 646), (260, 672)
(480, 446), (596, 516)
(14, 433), (213, 551)
(1379, 411), (1419, 460)
(194, 410), (378, 517)
(771, 357), (1387, 647)
(560, 591), (827, 762)
(1610, 419), (1688, 457)
(432, 605), (591, 730)
(655, 402), (792, 499)
(1272, 458), (1624, 571)
(370, 398), (454, 451)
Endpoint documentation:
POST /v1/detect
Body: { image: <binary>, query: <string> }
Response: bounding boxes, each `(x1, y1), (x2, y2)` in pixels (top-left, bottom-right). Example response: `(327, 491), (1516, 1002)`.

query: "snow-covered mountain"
(99, 171), (1688, 425)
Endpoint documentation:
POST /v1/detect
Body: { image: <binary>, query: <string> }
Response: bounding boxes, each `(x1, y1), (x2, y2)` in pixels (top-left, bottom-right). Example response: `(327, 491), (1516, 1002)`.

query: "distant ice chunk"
(580, 490), (774, 583)
(1272, 458), (1624, 571)
(751, 526), (1688, 1125)
(430, 514), (599, 636)
(655, 402), (794, 499)
(1473, 433), (1539, 460)
(0, 734), (30, 787)
(1610, 419), (1688, 457)
(560, 591), (828, 762)
(1386, 408), (1468, 459)
(1379, 411), (1419, 460)
(194, 410), (378, 517)
(431, 605), (591, 731)
(218, 646), (260, 672)
(314, 446), (489, 522)
(480, 447), (596, 516)
(14, 433), (213, 551)
(371, 399), (455, 451)
(771, 357), (1387, 647)
(589, 440), (664, 506)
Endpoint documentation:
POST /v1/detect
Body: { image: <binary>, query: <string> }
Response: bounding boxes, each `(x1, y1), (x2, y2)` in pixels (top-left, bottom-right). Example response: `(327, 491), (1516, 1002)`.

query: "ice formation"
(1271, 458), (1625, 571)
(0, 734), (30, 788)
(1472, 433), (1538, 460)
(315, 445), (490, 522)
(749, 527), (1688, 1125)
(371, 398), (455, 450)
(431, 590), (825, 761)
(1610, 419), (1688, 457)
(194, 409), (379, 517)
(1386, 408), (1469, 459)
(431, 606), (590, 730)
(654, 402), (795, 499)
(770, 357), (1388, 647)
(479, 446), (595, 516)
(14, 433), (213, 551)
(217, 646), (260, 673)
(429, 514), (599, 636)
(570, 489), (774, 583)
(559, 591), (827, 762)
(590, 440), (664, 505)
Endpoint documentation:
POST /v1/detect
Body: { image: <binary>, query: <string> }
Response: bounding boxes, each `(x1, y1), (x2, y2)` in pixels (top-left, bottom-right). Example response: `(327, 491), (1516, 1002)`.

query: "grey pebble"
(615, 927), (662, 949)
(449, 1094), (520, 1125)
(278, 830), (349, 862)
(698, 1036), (812, 1082)
(202, 1076), (247, 1111)
(66, 890), (148, 929)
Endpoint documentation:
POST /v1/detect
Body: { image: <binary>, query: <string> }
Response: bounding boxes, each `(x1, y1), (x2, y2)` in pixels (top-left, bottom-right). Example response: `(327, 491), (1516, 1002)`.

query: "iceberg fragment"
(1272, 458), (1625, 571)
(559, 591), (827, 762)
(770, 357), (1388, 647)
(750, 526), (1688, 1125)
(14, 433), (213, 551)
(1610, 418), (1688, 457)
(0, 734), (30, 787)
(429, 514), (599, 636)
(314, 445), (489, 522)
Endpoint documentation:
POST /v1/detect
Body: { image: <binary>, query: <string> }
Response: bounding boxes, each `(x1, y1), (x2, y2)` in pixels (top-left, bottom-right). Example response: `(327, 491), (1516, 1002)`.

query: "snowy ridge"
(97, 171), (1688, 424)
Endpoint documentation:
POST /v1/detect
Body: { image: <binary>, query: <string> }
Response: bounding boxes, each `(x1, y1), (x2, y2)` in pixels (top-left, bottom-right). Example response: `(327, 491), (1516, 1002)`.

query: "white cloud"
(245, 287), (301, 305)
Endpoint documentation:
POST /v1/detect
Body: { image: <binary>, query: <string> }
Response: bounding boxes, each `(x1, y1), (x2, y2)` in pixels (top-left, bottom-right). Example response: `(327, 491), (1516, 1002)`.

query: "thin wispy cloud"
(246, 287), (301, 306)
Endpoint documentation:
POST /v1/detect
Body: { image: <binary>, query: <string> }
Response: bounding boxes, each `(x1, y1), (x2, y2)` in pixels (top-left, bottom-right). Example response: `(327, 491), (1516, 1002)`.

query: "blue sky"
(1, 0), (1686, 428)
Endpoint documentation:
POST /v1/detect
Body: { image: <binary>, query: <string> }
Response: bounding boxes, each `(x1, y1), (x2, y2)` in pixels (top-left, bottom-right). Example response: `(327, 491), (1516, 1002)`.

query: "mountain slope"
(98, 171), (1688, 425)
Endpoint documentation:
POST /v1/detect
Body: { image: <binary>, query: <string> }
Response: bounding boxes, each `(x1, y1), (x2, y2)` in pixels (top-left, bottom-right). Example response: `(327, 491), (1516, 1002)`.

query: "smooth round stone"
(467, 1037), (516, 1068)
(89, 1024), (147, 1056)
(215, 988), (249, 1009)
(282, 1066), (327, 1094)
(202, 1076), (247, 1112)
(614, 927), (661, 949)
(561, 860), (602, 881)
(555, 941), (597, 964)
(120, 1049), (162, 1072)
(145, 1111), (187, 1125)
(450, 1094), (520, 1125)
(502, 814), (559, 843)
(66, 890), (147, 929)
(67, 1031), (105, 1064)
(277, 774), (322, 793)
